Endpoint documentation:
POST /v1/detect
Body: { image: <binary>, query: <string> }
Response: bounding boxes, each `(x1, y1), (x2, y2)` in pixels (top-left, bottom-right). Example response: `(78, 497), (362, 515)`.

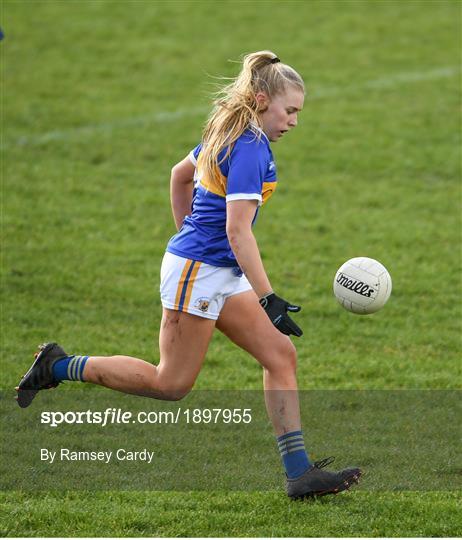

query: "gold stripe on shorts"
(183, 262), (201, 312)
(174, 259), (193, 308)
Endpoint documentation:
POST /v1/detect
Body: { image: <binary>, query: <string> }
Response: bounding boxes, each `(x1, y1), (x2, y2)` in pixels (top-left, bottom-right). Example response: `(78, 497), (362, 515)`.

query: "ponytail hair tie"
(270, 57), (280, 64)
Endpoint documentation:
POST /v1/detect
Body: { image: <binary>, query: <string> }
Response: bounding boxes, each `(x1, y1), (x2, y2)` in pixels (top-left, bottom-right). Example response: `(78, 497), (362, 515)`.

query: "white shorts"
(160, 252), (253, 320)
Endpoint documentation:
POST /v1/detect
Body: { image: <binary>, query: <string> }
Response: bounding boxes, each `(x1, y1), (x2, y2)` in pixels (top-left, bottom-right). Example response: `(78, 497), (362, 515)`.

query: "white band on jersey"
(226, 193), (262, 205)
(188, 150), (198, 167)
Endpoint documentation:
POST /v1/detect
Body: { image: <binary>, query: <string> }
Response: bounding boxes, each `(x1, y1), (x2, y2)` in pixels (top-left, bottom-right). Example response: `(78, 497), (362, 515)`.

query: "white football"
(333, 257), (392, 314)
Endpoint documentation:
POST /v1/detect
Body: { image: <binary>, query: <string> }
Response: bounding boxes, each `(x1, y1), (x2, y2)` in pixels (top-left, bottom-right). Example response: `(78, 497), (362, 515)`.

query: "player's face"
(258, 87), (305, 142)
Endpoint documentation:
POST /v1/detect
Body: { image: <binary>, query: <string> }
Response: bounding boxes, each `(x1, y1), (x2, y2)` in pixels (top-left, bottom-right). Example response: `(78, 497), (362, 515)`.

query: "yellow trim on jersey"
(195, 152), (278, 202)
(196, 154), (227, 197)
(262, 181), (277, 204)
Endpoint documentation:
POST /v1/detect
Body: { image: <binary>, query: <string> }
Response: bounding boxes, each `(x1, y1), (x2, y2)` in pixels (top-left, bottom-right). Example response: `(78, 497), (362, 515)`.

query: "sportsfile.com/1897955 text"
(40, 408), (253, 428)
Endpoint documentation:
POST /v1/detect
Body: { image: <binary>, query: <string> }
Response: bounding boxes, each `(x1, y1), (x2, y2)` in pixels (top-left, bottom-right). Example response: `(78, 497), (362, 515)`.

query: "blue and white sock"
(52, 356), (88, 382)
(277, 430), (311, 479)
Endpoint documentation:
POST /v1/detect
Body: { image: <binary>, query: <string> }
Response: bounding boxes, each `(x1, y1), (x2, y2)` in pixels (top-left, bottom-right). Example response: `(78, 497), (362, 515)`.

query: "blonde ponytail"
(200, 51), (304, 190)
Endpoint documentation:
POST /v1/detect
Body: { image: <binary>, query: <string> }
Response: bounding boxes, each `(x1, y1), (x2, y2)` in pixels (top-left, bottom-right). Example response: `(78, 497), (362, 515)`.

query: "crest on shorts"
(194, 297), (211, 313)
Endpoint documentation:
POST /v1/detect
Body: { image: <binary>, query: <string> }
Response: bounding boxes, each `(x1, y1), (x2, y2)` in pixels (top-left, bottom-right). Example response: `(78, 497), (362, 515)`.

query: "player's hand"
(259, 292), (303, 337)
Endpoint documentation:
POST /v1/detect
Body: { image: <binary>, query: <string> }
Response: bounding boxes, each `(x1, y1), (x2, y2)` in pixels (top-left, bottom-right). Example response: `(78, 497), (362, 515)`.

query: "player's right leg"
(16, 307), (215, 407)
(16, 253), (219, 407)
(82, 307), (215, 399)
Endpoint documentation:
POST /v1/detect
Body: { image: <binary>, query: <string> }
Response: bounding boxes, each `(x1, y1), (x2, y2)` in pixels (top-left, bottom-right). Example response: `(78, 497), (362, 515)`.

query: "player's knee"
(157, 382), (192, 401)
(266, 339), (297, 376)
(164, 387), (191, 401)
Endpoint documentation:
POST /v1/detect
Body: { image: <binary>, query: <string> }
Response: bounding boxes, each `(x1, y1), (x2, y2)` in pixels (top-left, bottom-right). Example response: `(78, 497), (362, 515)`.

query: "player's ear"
(255, 92), (269, 112)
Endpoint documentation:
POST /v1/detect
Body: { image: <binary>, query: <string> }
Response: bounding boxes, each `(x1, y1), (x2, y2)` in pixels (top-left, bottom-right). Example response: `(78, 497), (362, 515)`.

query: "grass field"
(1, 0), (461, 536)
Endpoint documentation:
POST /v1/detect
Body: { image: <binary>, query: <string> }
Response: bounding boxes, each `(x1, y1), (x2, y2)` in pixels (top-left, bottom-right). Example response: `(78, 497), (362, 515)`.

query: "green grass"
(1, 0), (461, 536)
(1, 491), (460, 537)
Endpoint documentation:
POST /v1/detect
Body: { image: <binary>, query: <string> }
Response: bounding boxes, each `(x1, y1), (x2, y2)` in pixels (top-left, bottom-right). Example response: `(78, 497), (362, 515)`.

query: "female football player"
(17, 51), (361, 499)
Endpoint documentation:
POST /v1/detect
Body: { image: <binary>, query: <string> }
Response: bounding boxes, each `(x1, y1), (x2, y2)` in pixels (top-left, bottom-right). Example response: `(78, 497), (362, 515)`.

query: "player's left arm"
(170, 156), (195, 230)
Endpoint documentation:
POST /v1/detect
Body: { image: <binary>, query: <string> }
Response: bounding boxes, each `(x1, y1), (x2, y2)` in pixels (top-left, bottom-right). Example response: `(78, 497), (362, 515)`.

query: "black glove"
(259, 292), (303, 337)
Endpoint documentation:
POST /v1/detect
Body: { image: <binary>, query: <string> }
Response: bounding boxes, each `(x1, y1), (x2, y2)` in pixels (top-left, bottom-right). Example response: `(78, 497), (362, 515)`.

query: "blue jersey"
(166, 127), (277, 268)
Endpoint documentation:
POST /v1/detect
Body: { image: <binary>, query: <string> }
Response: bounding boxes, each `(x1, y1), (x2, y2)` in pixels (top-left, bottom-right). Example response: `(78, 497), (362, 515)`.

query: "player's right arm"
(170, 156), (195, 230)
